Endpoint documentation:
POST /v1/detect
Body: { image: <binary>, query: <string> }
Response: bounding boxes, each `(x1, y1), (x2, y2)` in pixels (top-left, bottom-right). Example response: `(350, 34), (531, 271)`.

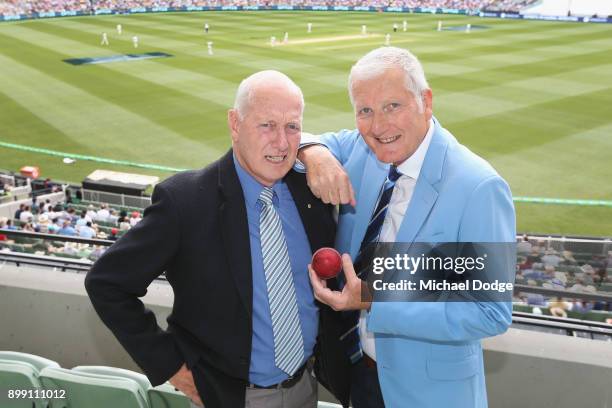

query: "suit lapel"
(217, 149), (253, 317)
(285, 170), (331, 252)
(350, 152), (388, 258)
(395, 119), (448, 244)
(395, 181), (438, 244)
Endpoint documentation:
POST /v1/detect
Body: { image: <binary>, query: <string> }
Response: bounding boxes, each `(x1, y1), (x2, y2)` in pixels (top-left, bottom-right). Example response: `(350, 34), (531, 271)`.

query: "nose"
(371, 111), (389, 137)
(272, 127), (289, 151)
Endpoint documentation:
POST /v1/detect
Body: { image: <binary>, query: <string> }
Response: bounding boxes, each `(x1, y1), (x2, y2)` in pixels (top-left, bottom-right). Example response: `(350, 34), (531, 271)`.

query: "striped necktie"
(341, 165), (402, 363)
(258, 187), (304, 376)
(356, 165), (402, 276)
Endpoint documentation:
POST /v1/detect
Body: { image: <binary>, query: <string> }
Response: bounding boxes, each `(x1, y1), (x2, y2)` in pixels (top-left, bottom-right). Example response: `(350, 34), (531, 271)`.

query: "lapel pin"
(307, 203), (312, 209)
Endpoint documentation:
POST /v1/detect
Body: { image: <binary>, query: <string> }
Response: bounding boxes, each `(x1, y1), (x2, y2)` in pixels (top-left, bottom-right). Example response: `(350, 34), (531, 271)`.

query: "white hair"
(348, 47), (430, 112)
(233, 70), (304, 119)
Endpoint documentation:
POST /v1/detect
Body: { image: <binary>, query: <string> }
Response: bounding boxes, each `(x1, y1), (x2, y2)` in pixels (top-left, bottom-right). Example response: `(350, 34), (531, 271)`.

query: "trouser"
(190, 367), (317, 408)
(350, 355), (385, 408)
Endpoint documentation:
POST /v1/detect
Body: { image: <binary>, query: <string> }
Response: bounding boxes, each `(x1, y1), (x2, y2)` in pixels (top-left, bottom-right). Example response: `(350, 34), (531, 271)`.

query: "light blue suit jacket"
(310, 118), (515, 408)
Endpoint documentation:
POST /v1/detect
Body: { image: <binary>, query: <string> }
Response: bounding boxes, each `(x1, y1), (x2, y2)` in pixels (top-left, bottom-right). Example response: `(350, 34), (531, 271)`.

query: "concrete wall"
(483, 329), (612, 407)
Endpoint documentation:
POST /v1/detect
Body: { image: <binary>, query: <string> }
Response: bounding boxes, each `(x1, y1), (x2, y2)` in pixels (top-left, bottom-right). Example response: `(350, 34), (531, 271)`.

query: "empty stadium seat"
(148, 383), (191, 408)
(72, 365), (150, 403)
(73, 366), (193, 408)
(0, 360), (47, 408)
(40, 366), (148, 408)
(0, 351), (60, 372)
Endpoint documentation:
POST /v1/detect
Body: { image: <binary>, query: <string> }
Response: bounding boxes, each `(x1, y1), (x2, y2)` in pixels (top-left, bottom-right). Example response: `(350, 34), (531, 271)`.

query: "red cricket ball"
(312, 247), (342, 280)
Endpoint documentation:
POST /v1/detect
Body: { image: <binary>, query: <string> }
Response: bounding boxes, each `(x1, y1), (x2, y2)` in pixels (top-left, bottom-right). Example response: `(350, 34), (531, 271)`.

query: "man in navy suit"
(86, 70), (350, 408)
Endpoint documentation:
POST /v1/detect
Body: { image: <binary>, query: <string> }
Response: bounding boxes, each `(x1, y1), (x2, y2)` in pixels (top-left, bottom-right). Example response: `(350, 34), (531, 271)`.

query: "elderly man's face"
(351, 67), (432, 165)
(229, 85), (303, 186)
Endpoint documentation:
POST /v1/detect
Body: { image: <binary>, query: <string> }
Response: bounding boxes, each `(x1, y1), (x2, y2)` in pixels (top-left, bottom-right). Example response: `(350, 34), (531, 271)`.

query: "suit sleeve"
(298, 129), (362, 167)
(84, 184), (184, 385)
(367, 175), (516, 342)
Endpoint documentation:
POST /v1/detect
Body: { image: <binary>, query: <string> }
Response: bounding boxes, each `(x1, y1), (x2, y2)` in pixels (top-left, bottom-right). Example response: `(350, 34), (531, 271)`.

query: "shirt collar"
(395, 118), (434, 180)
(233, 154), (284, 209)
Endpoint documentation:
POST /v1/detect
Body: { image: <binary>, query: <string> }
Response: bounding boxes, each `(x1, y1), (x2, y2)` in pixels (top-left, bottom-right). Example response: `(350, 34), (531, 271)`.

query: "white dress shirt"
(359, 118), (435, 361)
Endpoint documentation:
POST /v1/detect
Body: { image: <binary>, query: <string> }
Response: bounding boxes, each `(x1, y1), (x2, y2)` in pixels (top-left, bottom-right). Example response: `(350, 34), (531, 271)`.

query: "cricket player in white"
(207, 41), (213, 55)
(466, 23), (472, 33)
(403, 20), (407, 31)
(283, 32), (288, 44)
(307, 22), (312, 33)
(270, 36), (276, 47)
(101, 32), (109, 46)
(204, 23), (209, 34)
(361, 24), (367, 35)
(437, 20), (443, 31)
(384, 33), (391, 46)
(116, 24), (122, 35)
(132, 36), (138, 48)
(393, 23), (398, 32)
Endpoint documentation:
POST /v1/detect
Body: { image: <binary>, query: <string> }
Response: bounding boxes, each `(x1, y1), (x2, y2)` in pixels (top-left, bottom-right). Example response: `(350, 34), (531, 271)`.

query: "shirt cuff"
(294, 141), (328, 173)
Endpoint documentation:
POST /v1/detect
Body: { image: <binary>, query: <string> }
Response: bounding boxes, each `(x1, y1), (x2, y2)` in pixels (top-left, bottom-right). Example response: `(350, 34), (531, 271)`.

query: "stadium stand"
(512, 235), (611, 324)
(0, 0), (539, 16)
(482, 0), (535, 12)
(0, 170), (147, 261)
(521, 0), (612, 17)
(2, 170), (611, 323)
(0, 170), (610, 325)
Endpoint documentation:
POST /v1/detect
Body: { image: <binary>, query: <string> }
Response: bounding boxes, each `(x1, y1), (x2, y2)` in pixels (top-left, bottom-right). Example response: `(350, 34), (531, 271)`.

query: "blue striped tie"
(258, 187), (305, 376)
(341, 165), (402, 363)
(357, 165), (402, 273)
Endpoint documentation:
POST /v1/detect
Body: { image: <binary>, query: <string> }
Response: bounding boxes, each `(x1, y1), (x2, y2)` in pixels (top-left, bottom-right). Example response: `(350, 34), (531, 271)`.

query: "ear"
(422, 89), (433, 120)
(228, 109), (240, 143)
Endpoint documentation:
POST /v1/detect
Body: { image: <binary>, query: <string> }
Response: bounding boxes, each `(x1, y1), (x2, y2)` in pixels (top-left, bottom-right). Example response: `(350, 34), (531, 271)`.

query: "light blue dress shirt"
(233, 156), (318, 386)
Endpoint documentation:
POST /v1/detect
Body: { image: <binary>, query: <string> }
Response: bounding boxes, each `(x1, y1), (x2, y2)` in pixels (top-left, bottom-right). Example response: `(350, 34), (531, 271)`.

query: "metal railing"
(512, 312), (612, 340)
(513, 284), (611, 303)
(0, 251), (92, 273)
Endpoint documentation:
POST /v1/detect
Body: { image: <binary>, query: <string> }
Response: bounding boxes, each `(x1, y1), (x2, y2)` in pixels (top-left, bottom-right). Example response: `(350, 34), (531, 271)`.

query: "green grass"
(1, 11), (611, 236)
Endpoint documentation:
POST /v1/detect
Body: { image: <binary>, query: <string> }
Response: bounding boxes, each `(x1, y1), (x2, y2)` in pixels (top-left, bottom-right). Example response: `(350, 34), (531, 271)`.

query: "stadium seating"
(0, 351), (60, 372)
(39, 366), (149, 408)
(148, 383), (192, 408)
(0, 361), (47, 408)
(72, 365), (151, 402)
(0, 350), (194, 408)
(0, 350), (344, 408)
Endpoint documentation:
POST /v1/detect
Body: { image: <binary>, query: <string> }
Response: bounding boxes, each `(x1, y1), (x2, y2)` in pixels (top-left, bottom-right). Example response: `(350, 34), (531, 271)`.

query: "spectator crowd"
(514, 235), (612, 318)
(0, 197), (143, 261)
(1, 0), (536, 16)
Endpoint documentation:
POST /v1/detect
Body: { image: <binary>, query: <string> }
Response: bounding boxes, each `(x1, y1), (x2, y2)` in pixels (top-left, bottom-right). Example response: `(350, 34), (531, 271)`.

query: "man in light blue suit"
(298, 47), (515, 408)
